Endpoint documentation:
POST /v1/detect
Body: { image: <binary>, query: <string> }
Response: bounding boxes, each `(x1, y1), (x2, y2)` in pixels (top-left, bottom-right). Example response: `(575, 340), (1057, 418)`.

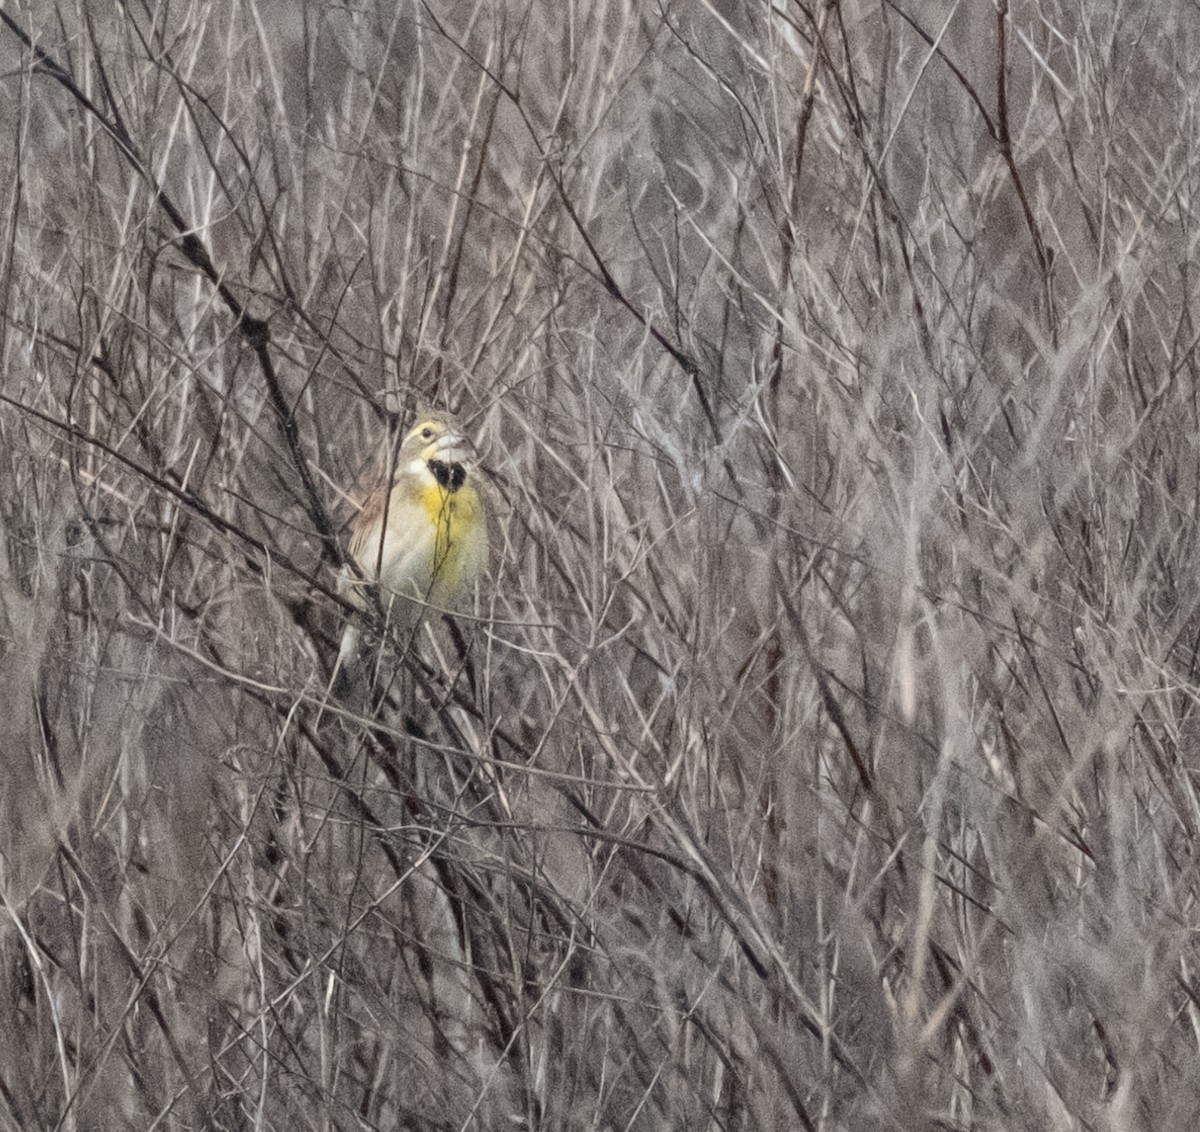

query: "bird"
(333, 409), (489, 691)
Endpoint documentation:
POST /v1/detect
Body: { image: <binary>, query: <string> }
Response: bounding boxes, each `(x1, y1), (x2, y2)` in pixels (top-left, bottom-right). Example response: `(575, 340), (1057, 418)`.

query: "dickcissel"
(335, 409), (488, 683)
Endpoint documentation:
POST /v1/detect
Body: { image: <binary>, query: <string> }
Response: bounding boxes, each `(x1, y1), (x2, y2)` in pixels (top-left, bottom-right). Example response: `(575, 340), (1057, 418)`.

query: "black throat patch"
(428, 460), (467, 492)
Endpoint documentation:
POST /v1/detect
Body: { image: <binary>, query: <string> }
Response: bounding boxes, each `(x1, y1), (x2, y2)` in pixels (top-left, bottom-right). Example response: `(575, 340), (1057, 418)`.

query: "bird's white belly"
(378, 537), (438, 601)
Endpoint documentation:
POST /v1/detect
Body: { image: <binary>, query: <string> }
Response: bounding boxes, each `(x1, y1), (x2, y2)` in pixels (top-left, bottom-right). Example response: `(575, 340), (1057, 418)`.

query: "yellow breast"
(410, 477), (486, 604)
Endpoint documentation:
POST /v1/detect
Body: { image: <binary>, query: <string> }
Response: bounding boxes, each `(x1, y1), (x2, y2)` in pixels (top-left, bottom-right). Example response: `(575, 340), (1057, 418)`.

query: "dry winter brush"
(1, 2), (1200, 1129)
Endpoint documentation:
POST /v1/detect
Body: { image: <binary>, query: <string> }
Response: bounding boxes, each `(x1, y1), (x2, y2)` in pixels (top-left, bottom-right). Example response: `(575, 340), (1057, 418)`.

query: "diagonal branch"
(0, 8), (342, 564)
(417, 0), (719, 440)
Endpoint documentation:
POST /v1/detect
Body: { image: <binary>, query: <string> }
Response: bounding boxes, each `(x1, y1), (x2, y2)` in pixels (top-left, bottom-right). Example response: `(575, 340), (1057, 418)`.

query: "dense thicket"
(1, 2), (1198, 1128)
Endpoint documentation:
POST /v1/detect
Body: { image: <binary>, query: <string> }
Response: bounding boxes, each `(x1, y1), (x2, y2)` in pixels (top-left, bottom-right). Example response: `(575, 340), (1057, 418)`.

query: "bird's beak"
(435, 432), (473, 463)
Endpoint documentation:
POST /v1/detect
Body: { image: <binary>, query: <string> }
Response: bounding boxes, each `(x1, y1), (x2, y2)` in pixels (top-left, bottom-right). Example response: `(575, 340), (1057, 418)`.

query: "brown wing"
(347, 486), (388, 566)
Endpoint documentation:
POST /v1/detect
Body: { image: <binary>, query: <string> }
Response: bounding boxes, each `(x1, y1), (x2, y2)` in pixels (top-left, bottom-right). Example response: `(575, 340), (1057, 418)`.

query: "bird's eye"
(421, 427), (435, 439)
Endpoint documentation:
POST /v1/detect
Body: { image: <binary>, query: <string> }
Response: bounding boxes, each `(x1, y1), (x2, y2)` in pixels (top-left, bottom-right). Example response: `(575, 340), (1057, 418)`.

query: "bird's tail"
(331, 622), (360, 699)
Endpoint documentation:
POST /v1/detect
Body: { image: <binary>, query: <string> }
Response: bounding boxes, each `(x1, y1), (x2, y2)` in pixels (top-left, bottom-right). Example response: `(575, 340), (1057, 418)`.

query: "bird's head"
(395, 412), (475, 480)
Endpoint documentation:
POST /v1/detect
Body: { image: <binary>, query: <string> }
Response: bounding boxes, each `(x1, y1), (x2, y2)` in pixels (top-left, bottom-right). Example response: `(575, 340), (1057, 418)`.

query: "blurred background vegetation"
(2, 1), (1200, 1128)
